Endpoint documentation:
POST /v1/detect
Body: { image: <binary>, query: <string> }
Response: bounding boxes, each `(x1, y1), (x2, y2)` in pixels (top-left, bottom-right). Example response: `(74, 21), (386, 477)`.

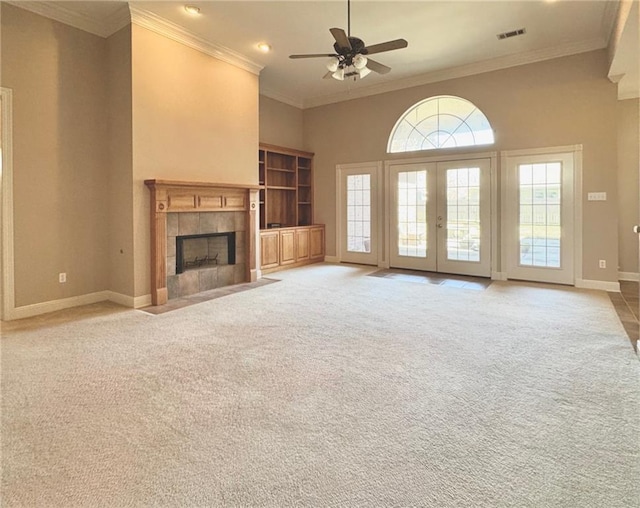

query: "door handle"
(634, 225), (640, 234)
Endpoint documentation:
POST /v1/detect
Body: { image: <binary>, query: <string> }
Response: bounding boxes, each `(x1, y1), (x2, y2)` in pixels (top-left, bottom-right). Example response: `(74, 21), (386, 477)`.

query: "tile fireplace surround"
(145, 180), (261, 306)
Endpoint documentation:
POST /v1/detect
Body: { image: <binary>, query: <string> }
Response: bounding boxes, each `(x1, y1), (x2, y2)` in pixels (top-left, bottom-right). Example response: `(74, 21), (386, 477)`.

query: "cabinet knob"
(634, 225), (640, 234)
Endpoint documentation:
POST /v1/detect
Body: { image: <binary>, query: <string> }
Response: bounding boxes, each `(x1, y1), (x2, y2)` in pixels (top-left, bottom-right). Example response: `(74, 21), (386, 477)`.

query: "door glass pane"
(445, 167), (480, 262)
(518, 163), (561, 267)
(397, 170), (427, 257)
(347, 174), (371, 253)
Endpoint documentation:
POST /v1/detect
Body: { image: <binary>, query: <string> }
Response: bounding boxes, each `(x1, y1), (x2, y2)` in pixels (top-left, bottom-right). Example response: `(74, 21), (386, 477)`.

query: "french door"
(389, 159), (491, 277)
(338, 163), (380, 265)
(504, 152), (574, 285)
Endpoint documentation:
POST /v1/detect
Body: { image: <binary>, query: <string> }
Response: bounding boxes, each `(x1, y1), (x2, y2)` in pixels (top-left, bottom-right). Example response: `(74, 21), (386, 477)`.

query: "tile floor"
(369, 268), (492, 291)
(609, 280), (639, 351)
(140, 277), (279, 315)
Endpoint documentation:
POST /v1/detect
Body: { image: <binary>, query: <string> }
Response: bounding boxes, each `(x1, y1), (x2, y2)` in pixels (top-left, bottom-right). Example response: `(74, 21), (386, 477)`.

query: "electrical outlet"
(59, 272), (67, 283)
(598, 260), (606, 269)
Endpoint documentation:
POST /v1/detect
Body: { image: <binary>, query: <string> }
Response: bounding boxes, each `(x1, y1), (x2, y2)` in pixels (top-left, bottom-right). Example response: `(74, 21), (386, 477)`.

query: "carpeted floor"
(1, 263), (638, 507)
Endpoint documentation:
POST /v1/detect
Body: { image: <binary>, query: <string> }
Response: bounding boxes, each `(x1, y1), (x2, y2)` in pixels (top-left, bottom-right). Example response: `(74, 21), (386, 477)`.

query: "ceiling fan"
(289, 0), (408, 81)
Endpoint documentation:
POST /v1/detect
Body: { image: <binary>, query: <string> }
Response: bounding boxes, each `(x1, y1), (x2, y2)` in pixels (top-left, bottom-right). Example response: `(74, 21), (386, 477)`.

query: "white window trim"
(335, 161), (384, 266)
(387, 95), (495, 154)
(499, 144), (593, 288)
(383, 151), (498, 276)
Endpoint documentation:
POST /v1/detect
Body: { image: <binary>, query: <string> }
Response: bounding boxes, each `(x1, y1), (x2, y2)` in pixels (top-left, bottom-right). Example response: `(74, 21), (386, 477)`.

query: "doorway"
(337, 162), (381, 265)
(0, 88), (14, 320)
(504, 151), (575, 285)
(388, 158), (492, 277)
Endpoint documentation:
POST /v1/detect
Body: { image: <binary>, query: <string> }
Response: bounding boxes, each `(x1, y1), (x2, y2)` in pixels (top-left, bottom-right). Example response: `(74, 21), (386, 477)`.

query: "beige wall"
(304, 50), (620, 282)
(107, 26), (134, 297)
(1, 8), (259, 307)
(131, 25), (259, 297)
(1, 4), (110, 306)
(259, 95), (304, 150)
(617, 98), (639, 275)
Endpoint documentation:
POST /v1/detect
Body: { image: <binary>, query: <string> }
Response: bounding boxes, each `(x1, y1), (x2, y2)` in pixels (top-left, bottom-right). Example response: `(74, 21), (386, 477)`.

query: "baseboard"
(106, 291), (133, 308)
(106, 291), (152, 309)
(133, 294), (152, 308)
(618, 271), (639, 282)
(575, 279), (621, 292)
(324, 255), (339, 263)
(5, 291), (111, 321)
(491, 271), (507, 281)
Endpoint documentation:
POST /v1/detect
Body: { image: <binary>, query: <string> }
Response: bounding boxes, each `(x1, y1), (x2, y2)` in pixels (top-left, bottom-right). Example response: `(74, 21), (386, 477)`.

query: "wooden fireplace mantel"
(145, 179), (261, 305)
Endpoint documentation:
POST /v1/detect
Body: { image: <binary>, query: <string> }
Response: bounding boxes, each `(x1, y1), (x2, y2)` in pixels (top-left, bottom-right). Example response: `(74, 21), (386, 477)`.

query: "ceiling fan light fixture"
(358, 66), (372, 78)
(353, 54), (368, 69)
(332, 67), (345, 81)
(326, 57), (340, 72)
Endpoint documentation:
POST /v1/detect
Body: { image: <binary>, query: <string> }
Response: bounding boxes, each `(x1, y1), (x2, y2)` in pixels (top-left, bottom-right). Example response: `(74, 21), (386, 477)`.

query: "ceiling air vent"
(497, 28), (526, 40)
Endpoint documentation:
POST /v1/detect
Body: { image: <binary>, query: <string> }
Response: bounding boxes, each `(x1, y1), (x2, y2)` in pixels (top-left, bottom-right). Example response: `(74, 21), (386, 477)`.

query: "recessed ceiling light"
(184, 5), (201, 16)
(257, 43), (272, 53)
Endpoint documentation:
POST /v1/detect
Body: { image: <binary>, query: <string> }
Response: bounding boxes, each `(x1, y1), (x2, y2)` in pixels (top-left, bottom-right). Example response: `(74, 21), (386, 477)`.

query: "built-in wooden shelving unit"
(259, 143), (315, 230)
(258, 144), (324, 272)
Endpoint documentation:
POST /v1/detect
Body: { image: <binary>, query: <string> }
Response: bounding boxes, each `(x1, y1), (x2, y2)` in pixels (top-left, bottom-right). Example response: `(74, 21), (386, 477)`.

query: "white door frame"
(436, 159), (492, 277)
(1, 87), (15, 321)
(384, 151), (498, 276)
(388, 161), (436, 271)
(336, 161), (383, 265)
(500, 144), (583, 287)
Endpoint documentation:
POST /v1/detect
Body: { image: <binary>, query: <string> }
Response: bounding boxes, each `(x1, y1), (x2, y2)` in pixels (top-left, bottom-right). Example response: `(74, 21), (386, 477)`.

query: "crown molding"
(601, 0), (620, 46)
(259, 89), (304, 110)
(618, 91), (640, 101)
(303, 37), (607, 109)
(618, 87), (640, 100)
(129, 6), (263, 76)
(6, 1), (130, 38)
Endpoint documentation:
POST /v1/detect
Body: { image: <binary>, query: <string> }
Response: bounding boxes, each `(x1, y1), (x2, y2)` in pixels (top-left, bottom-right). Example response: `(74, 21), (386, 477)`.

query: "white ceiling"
(12, 1), (635, 108)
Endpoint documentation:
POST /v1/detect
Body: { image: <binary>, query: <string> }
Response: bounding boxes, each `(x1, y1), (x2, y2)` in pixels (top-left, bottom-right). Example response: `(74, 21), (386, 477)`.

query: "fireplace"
(145, 180), (260, 306)
(176, 232), (236, 274)
(166, 212), (247, 299)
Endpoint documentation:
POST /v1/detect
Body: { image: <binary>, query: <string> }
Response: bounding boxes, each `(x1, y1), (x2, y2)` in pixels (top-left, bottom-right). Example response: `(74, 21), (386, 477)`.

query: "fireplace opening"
(176, 232), (236, 275)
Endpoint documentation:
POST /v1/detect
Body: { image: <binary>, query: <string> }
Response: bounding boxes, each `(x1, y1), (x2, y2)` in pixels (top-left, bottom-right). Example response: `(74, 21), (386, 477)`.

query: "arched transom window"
(387, 95), (494, 153)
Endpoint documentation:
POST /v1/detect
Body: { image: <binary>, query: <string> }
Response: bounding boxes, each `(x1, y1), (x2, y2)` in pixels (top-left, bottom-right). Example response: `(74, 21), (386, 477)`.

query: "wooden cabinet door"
(280, 230), (296, 265)
(310, 226), (325, 260)
(296, 229), (310, 261)
(260, 231), (280, 269)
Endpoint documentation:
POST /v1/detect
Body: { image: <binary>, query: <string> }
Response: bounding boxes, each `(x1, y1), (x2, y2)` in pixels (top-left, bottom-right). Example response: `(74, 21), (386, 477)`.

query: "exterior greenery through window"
(387, 95), (494, 153)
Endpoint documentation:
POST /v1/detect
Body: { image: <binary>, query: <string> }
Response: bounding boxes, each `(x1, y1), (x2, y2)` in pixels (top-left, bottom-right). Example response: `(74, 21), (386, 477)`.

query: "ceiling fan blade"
(290, 53), (336, 59)
(330, 28), (352, 50)
(366, 58), (391, 75)
(363, 39), (408, 55)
